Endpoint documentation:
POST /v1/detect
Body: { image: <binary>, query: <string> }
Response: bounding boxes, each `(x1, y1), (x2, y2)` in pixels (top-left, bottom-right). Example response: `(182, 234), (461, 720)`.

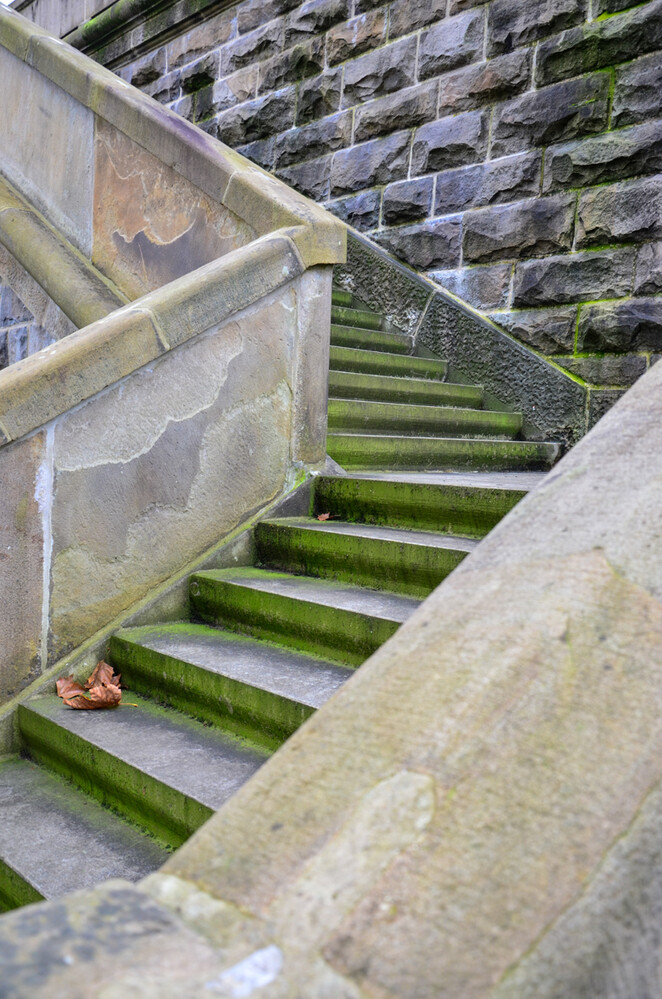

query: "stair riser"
(331, 325), (412, 354)
(190, 576), (401, 667)
(255, 523), (467, 598)
(329, 347), (447, 380)
(17, 706), (211, 848)
(328, 373), (479, 407)
(313, 477), (526, 537)
(0, 862), (43, 913)
(327, 403), (521, 438)
(331, 306), (385, 330)
(109, 636), (312, 752)
(327, 437), (558, 472)
(331, 290), (355, 307)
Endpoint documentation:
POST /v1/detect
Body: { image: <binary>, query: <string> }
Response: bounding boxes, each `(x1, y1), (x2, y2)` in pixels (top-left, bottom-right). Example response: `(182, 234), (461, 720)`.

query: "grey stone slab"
(434, 153), (542, 216)
(374, 218), (462, 271)
(487, 0), (586, 57)
(346, 470), (547, 490)
(418, 7), (485, 80)
(462, 194), (576, 265)
(635, 243), (662, 296)
(613, 52), (662, 129)
(577, 176), (662, 249)
(330, 130), (410, 196)
(24, 695), (268, 813)
(412, 110), (489, 174)
(434, 264), (513, 311)
(577, 298), (662, 353)
(118, 624), (351, 711)
(512, 249), (635, 307)
(209, 568), (421, 622)
(266, 517), (478, 552)
(490, 73), (610, 158)
(489, 307), (578, 355)
(383, 176), (434, 226)
(354, 81), (438, 144)
(0, 757), (167, 902)
(543, 121), (662, 192)
(437, 50), (532, 117)
(342, 35), (417, 107)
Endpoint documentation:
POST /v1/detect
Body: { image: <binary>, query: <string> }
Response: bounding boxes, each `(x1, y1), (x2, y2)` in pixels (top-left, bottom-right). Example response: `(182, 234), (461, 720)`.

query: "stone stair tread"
(194, 568), (420, 622)
(328, 400), (521, 437)
(21, 693), (268, 812)
(115, 623), (351, 711)
(331, 305), (385, 330)
(260, 517), (478, 552)
(328, 370), (480, 405)
(329, 346), (447, 380)
(0, 756), (167, 903)
(328, 434), (560, 472)
(340, 470), (547, 490)
(331, 325), (413, 354)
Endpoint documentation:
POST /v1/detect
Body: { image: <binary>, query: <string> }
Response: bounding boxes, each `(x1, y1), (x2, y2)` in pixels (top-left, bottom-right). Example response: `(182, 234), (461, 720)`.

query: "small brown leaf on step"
(56, 661), (122, 709)
(317, 512), (331, 521)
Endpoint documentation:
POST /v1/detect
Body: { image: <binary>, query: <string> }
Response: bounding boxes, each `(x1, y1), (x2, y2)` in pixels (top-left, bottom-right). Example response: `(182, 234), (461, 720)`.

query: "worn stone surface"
(328, 189), (381, 230)
(434, 263), (513, 310)
(296, 68), (342, 124)
(326, 8), (386, 64)
(513, 249), (635, 307)
(382, 177), (434, 226)
(277, 154), (332, 200)
(284, 0), (349, 46)
(256, 37), (324, 93)
(612, 52), (662, 129)
(412, 111), (489, 174)
(577, 176), (662, 250)
(543, 121), (662, 192)
(274, 110), (352, 167)
(388, 0), (446, 38)
(435, 153), (542, 215)
(487, 0), (587, 57)
(490, 73), (610, 157)
(92, 120), (255, 299)
(47, 288), (298, 659)
(437, 49), (531, 116)
(354, 81), (438, 143)
(0, 47), (94, 256)
(489, 306), (578, 355)
(341, 35), (417, 107)
(556, 353), (647, 387)
(536, 0), (662, 86)
(462, 194), (576, 265)
(0, 432), (46, 704)
(635, 242), (662, 296)
(375, 218), (462, 271)
(577, 298), (662, 354)
(215, 86), (297, 145)
(417, 7), (485, 81)
(330, 130), (410, 196)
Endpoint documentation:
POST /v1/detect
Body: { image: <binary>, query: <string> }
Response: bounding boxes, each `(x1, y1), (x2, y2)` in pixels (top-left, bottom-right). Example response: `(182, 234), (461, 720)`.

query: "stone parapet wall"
(47, 0), (662, 391)
(0, 285), (55, 369)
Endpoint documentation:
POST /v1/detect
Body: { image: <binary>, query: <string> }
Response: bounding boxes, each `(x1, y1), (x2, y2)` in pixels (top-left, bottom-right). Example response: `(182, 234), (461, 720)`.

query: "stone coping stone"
(0, 6), (346, 266)
(0, 227), (305, 446)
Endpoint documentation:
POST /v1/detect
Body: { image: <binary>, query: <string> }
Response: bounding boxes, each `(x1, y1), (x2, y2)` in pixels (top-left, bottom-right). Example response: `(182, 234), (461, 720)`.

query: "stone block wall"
(77, 0), (662, 390)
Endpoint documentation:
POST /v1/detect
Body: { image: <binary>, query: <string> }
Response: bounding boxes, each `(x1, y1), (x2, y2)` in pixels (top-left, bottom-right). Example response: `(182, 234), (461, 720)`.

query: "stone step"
(329, 346), (447, 380)
(331, 288), (360, 308)
(328, 370), (480, 407)
(327, 435), (560, 472)
(0, 756), (167, 912)
(256, 517), (476, 598)
(312, 474), (530, 537)
(190, 568), (420, 667)
(330, 324), (413, 354)
(331, 304), (385, 330)
(110, 623), (351, 752)
(17, 694), (268, 849)
(328, 400), (522, 438)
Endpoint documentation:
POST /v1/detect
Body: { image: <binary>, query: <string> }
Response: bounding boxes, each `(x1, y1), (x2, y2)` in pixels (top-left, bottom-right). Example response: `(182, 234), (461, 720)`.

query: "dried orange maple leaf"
(317, 512), (331, 521)
(56, 661), (122, 710)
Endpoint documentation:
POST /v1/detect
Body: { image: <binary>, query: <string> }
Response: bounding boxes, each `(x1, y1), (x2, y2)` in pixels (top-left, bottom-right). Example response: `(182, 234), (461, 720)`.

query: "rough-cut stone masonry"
(17, 0), (662, 389)
(0, 285), (55, 369)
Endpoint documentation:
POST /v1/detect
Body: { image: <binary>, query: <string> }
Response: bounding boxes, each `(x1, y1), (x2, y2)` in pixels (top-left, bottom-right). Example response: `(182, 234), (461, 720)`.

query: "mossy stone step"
(331, 304), (385, 330)
(328, 400), (522, 438)
(190, 568), (420, 667)
(17, 695), (268, 849)
(327, 434), (560, 472)
(331, 288), (362, 308)
(328, 370), (479, 407)
(110, 623), (350, 752)
(312, 474), (529, 537)
(331, 324), (413, 354)
(256, 517), (476, 598)
(329, 346), (447, 380)
(0, 757), (167, 913)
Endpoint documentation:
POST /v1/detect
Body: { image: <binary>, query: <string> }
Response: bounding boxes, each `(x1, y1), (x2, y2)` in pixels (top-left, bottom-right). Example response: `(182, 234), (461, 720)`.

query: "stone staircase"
(0, 289), (560, 913)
